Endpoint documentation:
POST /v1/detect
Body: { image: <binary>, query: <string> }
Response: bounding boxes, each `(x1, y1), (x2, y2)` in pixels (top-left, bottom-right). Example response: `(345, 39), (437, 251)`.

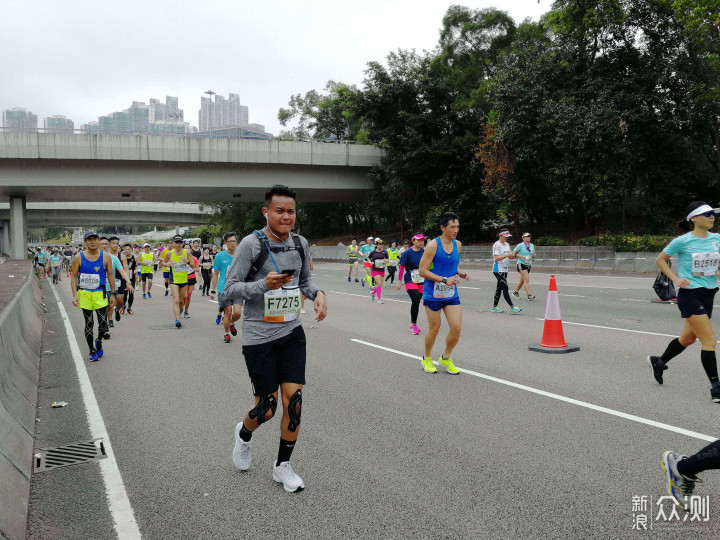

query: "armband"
(211, 290), (216, 294)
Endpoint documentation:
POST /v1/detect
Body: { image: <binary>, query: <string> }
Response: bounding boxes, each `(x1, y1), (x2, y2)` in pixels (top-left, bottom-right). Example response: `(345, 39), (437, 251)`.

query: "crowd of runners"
(31, 192), (720, 504)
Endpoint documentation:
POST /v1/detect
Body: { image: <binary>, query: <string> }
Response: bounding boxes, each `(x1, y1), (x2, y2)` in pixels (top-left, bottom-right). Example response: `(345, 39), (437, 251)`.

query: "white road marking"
(329, 290), (410, 303)
(351, 339), (717, 443)
(536, 319), (677, 338)
(558, 294), (586, 298)
(49, 282), (142, 539)
(621, 299), (647, 303)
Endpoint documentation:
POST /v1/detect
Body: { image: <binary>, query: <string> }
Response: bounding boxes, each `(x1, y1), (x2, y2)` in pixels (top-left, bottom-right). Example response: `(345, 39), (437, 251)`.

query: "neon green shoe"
(421, 356), (437, 374)
(438, 355), (460, 375)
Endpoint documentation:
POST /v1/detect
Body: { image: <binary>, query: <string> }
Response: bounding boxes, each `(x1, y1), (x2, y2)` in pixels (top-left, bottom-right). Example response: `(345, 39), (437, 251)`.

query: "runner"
(491, 229), (522, 314)
(397, 233), (426, 334)
(139, 243), (154, 299)
(159, 242), (171, 296)
(70, 231), (115, 362)
(368, 238), (389, 304)
(210, 232), (242, 343)
(190, 239), (203, 291)
(49, 249), (62, 284)
(98, 237), (129, 337)
(36, 247), (47, 278)
(223, 184), (327, 492)
(134, 245), (143, 290)
(154, 243), (162, 273)
(161, 235), (196, 328)
(399, 240), (410, 256)
(419, 212), (470, 374)
(200, 247), (213, 296)
(107, 237), (131, 325)
(648, 201), (720, 403)
(346, 239), (360, 282)
(661, 440), (720, 510)
(512, 232), (536, 301)
(359, 236), (375, 283)
(183, 248), (199, 318)
(122, 243), (137, 315)
(62, 243), (74, 277)
(386, 241), (399, 285)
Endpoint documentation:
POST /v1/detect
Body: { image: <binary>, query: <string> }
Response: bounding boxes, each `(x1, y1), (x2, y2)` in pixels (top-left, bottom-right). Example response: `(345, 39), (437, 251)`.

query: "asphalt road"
(27, 264), (720, 539)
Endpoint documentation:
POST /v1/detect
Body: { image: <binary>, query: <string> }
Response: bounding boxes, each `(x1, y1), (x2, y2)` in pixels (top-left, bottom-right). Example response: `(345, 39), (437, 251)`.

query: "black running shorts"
(677, 287), (717, 319)
(141, 273), (152, 282)
(242, 326), (307, 395)
(188, 276), (197, 287)
(517, 264), (531, 272)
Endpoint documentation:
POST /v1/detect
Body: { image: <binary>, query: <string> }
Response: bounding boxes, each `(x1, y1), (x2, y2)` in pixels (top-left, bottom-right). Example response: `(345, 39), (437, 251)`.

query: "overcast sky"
(1, 0), (552, 135)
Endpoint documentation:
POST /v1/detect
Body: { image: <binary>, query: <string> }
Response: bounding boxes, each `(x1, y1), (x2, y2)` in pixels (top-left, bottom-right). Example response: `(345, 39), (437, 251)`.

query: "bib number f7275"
(264, 284), (302, 322)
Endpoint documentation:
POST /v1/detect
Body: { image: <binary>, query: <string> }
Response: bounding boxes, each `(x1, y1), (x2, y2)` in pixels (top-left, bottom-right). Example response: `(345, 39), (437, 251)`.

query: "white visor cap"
(687, 204), (720, 221)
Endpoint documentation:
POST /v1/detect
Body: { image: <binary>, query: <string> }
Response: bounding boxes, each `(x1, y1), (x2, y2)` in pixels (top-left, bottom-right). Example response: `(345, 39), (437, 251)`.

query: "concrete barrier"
(0, 264), (42, 540)
(309, 245), (661, 273)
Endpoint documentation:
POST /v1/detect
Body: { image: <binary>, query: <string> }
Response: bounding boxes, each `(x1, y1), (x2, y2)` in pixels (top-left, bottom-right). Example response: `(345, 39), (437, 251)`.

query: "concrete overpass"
(0, 202), (210, 227)
(0, 132), (382, 258)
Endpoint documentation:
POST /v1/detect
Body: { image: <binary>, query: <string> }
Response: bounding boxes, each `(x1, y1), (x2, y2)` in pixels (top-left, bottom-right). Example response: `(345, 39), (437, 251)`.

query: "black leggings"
(678, 440), (720, 478)
(386, 266), (397, 284)
(82, 308), (108, 352)
(493, 272), (514, 307)
(406, 288), (422, 324)
(201, 269), (212, 295)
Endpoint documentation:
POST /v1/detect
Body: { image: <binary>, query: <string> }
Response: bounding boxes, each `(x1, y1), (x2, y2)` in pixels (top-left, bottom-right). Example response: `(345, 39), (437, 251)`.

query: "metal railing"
(0, 126), (368, 144)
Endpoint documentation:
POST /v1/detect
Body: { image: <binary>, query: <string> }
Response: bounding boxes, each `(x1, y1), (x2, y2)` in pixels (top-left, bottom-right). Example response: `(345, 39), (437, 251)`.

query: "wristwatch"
(441, 277), (447, 284)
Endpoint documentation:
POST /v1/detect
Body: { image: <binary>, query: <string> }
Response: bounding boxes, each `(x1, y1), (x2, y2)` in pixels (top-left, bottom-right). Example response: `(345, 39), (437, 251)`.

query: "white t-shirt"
(492, 241), (513, 273)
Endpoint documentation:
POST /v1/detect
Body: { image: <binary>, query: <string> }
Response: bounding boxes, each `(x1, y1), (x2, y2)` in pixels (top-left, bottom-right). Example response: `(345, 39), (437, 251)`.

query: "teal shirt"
(663, 232), (720, 289)
(360, 244), (374, 260)
(105, 254), (122, 292)
(513, 242), (535, 265)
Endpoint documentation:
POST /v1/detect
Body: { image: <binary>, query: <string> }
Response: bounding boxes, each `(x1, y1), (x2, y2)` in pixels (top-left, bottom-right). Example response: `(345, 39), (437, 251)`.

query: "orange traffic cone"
(529, 275), (579, 354)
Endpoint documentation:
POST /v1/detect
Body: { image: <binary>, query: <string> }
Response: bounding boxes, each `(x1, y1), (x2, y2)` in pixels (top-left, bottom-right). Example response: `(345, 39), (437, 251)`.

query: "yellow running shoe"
(421, 356), (437, 374)
(438, 355), (460, 375)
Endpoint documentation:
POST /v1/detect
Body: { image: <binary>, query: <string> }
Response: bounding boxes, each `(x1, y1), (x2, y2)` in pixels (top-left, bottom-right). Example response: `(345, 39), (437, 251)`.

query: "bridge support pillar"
(0, 220), (9, 255)
(9, 197), (27, 260)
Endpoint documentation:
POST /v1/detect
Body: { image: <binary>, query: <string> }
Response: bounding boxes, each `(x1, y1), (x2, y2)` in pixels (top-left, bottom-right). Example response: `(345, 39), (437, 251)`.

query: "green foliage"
(270, 3), (720, 240)
(577, 234), (675, 252)
(534, 236), (568, 246)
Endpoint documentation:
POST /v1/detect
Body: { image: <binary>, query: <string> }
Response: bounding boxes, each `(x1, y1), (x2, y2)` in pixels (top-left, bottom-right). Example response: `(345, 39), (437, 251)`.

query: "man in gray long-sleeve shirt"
(223, 184), (327, 493)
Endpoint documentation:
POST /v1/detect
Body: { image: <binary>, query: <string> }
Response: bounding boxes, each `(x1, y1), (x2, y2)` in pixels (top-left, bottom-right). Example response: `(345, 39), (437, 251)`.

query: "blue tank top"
(78, 251), (107, 292)
(423, 237), (460, 301)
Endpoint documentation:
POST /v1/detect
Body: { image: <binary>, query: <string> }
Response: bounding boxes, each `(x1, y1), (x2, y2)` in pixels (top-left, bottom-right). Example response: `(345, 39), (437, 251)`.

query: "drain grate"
(34, 439), (107, 472)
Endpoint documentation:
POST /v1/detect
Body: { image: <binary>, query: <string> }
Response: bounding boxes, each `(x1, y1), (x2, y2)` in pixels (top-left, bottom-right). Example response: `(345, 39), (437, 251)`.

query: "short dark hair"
(223, 231), (237, 242)
(123, 243), (132, 248)
(108, 236), (119, 242)
(264, 184), (297, 206)
(99, 236), (109, 242)
(439, 212), (458, 227)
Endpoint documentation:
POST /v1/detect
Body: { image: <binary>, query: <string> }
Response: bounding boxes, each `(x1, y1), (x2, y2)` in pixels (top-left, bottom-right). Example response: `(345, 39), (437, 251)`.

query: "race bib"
(142, 259), (153, 266)
(410, 269), (423, 284)
(374, 259), (387, 269)
(202, 262), (213, 270)
(387, 259), (398, 267)
(524, 255), (532, 265)
(173, 263), (189, 273)
(692, 252), (719, 277)
(433, 281), (456, 299)
(78, 273), (100, 289)
(264, 285), (302, 323)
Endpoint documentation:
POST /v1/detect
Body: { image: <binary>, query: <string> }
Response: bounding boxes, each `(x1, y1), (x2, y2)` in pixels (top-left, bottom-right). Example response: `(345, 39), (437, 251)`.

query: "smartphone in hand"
(280, 268), (296, 276)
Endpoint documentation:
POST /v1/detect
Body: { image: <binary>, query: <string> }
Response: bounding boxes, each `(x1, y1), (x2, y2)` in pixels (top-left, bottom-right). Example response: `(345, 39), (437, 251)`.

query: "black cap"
(84, 230), (99, 239)
(173, 235), (183, 242)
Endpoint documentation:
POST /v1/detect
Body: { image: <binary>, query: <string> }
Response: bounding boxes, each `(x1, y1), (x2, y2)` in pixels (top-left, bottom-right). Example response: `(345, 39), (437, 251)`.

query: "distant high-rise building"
(2, 107), (38, 132)
(198, 93), (249, 131)
(82, 96), (193, 135)
(43, 115), (74, 133)
(194, 123), (272, 140)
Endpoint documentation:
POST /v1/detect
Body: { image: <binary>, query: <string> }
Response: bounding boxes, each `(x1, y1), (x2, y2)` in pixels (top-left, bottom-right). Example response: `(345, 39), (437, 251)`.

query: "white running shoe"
(273, 461), (305, 492)
(232, 423), (251, 471)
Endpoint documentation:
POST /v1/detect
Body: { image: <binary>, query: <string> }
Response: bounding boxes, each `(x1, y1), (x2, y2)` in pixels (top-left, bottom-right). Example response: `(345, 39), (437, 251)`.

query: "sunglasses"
(702, 211), (716, 218)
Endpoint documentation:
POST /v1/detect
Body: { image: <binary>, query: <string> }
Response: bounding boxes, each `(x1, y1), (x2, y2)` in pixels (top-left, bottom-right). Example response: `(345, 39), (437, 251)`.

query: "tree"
(277, 81), (365, 140)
